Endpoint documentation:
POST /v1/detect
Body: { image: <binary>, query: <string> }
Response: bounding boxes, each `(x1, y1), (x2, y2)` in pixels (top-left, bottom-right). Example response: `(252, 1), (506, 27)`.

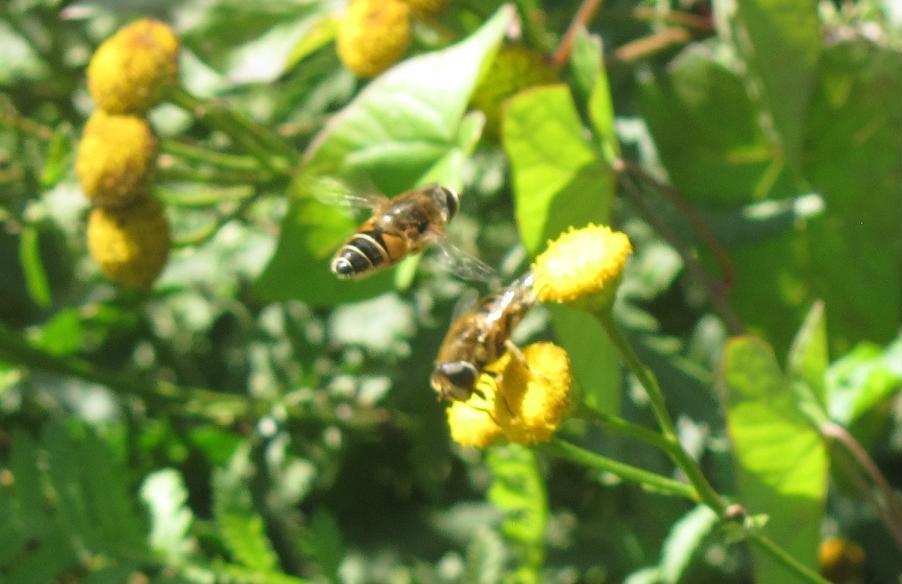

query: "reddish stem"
(552, 0), (605, 68)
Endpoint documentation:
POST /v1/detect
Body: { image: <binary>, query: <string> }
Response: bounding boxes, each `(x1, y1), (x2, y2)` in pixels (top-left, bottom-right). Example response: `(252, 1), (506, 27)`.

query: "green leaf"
(504, 84), (613, 254)
(721, 337), (828, 583)
(787, 301), (828, 408)
(141, 468), (196, 563)
(18, 225), (51, 309)
(284, 14), (337, 71)
(256, 6), (513, 304)
(487, 445), (547, 584)
(802, 39), (901, 354)
(213, 445), (281, 573)
(826, 341), (902, 426)
(659, 505), (718, 584)
(568, 27), (601, 103)
(723, 0), (821, 173)
(464, 528), (507, 584)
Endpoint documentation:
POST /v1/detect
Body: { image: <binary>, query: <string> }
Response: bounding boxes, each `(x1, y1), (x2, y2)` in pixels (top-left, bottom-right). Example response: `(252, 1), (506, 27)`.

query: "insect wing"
(433, 237), (497, 284)
(309, 176), (387, 213)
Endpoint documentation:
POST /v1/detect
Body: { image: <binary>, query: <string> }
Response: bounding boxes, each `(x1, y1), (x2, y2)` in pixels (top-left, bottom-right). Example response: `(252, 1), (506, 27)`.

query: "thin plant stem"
(164, 86), (294, 175)
(544, 438), (698, 501)
(822, 421), (902, 551)
(552, 0), (605, 68)
(576, 403), (672, 452)
(596, 310), (726, 515)
(748, 533), (833, 584)
(160, 138), (265, 173)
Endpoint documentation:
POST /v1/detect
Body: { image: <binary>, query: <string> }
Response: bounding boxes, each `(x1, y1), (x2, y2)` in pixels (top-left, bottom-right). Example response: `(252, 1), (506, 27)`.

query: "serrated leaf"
(487, 445), (547, 584)
(659, 505), (718, 583)
(721, 337), (828, 583)
(213, 446), (281, 573)
(141, 468), (196, 562)
(256, 5), (513, 305)
(719, 0), (821, 173)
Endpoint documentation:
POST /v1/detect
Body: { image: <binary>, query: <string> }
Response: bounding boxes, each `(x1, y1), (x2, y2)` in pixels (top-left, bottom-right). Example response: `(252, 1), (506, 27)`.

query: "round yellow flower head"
(445, 342), (572, 447)
(87, 196), (170, 290)
(818, 537), (865, 584)
(532, 224), (632, 309)
(87, 18), (179, 114)
(337, 0), (411, 78)
(76, 111), (157, 208)
(493, 343), (572, 444)
(470, 45), (557, 139)
(407, 0), (447, 19)
(446, 378), (504, 448)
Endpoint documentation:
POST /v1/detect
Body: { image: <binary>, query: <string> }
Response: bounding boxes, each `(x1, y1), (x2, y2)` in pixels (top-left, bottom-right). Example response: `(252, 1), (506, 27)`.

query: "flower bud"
(87, 18), (179, 114)
(76, 111), (157, 208)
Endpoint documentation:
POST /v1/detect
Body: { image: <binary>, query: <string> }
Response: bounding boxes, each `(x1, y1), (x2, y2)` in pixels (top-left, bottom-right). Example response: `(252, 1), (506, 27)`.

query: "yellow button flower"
(531, 224), (632, 309)
(446, 342), (572, 447)
(337, 0), (411, 78)
(87, 18), (179, 114)
(76, 111), (157, 209)
(87, 196), (170, 290)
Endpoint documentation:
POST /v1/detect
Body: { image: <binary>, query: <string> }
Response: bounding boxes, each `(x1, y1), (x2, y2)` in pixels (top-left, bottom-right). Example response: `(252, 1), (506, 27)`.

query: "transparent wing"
(451, 286), (480, 321)
(433, 237), (497, 284)
(306, 175), (387, 212)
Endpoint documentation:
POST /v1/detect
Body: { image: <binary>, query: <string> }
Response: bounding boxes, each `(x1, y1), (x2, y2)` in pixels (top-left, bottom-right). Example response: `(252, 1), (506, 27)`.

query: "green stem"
(576, 403), (672, 451)
(160, 138), (265, 173)
(163, 86), (294, 175)
(596, 310), (676, 436)
(748, 534), (833, 584)
(544, 438), (698, 501)
(595, 310), (725, 514)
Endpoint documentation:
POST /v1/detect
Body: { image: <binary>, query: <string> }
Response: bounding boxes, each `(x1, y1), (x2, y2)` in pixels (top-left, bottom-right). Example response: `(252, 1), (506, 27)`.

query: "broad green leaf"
(659, 505), (718, 583)
(568, 27), (602, 104)
(487, 445), (547, 584)
(213, 445), (281, 573)
(826, 341), (902, 426)
(504, 85), (619, 413)
(638, 43), (789, 205)
(256, 6), (513, 304)
(787, 301), (828, 408)
(718, 0), (821, 173)
(141, 469), (196, 562)
(802, 39), (901, 354)
(721, 337), (828, 583)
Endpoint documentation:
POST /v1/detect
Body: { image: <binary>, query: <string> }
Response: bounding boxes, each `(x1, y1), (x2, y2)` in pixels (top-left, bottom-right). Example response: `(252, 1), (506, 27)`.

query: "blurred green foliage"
(1, 1), (901, 583)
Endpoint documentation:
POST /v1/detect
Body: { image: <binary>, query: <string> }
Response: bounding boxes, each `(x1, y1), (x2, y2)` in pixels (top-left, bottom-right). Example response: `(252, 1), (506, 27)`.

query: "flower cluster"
(77, 19), (179, 290)
(336, 0), (450, 78)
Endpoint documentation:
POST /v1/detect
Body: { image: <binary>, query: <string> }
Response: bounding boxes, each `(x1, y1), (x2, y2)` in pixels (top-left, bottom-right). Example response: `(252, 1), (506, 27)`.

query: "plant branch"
(160, 138), (266, 173)
(544, 438), (698, 501)
(163, 86), (295, 175)
(748, 533), (833, 584)
(552, 0), (604, 68)
(822, 421), (902, 551)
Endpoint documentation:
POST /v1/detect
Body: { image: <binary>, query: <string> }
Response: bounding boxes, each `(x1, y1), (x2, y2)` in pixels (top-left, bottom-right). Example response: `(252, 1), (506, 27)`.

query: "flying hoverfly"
(320, 180), (493, 282)
(430, 271), (537, 401)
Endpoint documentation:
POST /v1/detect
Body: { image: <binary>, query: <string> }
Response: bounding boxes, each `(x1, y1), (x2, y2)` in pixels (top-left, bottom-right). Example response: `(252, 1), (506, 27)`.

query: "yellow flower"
(531, 224), (632, 309)
(337, 0), (411, 78)
(87, 18), (179, 114)
(470, 45), (557, 139)
(87, 196), (170, 290)
(445, 343), (572, 447)
(818, 537), (865, 584)
(76, 111), (157, 209)
(407, 0), (447, 19)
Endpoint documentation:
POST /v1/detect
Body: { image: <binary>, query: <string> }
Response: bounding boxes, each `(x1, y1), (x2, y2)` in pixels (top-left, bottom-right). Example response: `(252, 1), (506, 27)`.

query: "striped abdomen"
(331, 220), (413, 279)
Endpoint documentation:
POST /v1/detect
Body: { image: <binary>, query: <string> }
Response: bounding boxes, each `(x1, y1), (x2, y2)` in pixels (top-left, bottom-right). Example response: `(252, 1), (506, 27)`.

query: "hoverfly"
(320, 180), (493, 282)
(430, 271), (536, 401)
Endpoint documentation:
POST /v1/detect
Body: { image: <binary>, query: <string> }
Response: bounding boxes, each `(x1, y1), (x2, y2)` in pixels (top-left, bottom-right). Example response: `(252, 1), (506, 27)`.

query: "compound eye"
(440, 186), (459, 220)
(438, 361), (478, 391)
